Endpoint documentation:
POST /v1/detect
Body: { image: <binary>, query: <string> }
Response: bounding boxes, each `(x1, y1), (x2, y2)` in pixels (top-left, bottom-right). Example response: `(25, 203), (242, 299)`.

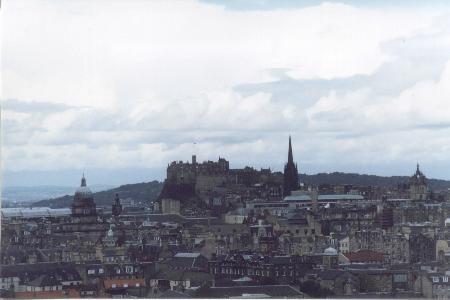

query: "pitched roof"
(343, 250), (384, 263)
(200, 285), (304, 298)
(29, 274), (60, 287)
(158, 289), (191, 298)
(0, 262), (81, 282)
(174, 253), (201, 258)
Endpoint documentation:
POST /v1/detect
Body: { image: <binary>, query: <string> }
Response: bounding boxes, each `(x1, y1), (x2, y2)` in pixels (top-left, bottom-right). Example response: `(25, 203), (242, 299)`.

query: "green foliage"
(300, 280), (334, 298)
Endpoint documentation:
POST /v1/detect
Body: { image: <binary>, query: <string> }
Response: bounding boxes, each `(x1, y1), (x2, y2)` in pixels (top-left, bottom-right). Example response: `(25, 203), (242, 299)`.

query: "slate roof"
(200, 285), (304, 298)
(158, 289), (192, 298)
(0, 262), (81, 283)
(268, 256), (292, 265)
(28, 274), (60, 287)
(165, 253), (207, 270)
(153, 270), (213, 283)
(306, 269), (347, 281)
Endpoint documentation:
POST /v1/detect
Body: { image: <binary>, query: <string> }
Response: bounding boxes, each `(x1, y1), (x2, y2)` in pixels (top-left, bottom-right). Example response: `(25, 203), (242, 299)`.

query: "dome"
(74, 175), (93, 200)
(324, 247), (338, 255)
(71, 174), (97, 217)
(75, 186), (93, 198)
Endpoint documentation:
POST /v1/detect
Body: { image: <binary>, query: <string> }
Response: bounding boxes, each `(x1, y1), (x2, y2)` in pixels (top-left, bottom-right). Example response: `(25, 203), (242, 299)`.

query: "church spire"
(284, 135), (299, 197)
(81, 173), (86, 187)
(288, 135), (293, 164)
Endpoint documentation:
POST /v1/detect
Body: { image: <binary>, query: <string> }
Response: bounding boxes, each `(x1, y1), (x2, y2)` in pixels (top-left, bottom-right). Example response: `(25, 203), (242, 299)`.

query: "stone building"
(166, 156), (229, 185)
(409, 164), (428, 201)
(71, 174), (97, 221)
(283, 136), (299, 196)
(57, 175), (108, 239)
(161, 199), (181, 215)
(409, 233), (436, 263)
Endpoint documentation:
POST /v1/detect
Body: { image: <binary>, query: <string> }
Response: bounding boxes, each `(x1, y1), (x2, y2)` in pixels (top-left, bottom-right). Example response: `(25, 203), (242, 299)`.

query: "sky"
(2, 0), (450, 187)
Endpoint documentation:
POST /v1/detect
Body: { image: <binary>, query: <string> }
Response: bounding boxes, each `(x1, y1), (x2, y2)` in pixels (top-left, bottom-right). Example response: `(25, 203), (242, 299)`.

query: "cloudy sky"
(2, 0), (450, 187)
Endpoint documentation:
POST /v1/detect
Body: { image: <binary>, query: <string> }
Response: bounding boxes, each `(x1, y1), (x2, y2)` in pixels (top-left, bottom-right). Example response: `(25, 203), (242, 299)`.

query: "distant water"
(1, 185), (115, 204)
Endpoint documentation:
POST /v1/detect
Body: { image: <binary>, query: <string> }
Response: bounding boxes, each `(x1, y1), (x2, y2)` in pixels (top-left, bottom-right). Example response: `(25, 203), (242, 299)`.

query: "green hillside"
(34, 181), (164, 208)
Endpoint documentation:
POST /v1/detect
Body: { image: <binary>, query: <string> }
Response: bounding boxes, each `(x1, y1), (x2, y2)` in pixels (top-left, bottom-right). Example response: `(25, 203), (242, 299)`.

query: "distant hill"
(1, 185), (114, 203)
(33, 181), (164, 209)
(300, 172), (450, 191)
(31, 172), (450, 209)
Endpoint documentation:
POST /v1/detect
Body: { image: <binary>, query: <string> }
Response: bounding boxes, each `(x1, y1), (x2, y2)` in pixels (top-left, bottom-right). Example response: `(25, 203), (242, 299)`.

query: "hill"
(32, 172), (450, 209)
(33, 181), (164, 209)
(300, 172), (450, 191)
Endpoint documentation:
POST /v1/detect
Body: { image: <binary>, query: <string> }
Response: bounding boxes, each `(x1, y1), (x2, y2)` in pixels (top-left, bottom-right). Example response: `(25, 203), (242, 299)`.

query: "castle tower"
(283, 136), (299, 196)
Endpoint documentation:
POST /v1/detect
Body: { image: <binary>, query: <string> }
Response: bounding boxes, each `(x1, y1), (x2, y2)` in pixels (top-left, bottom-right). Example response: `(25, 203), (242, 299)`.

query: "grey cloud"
(237, 26), (450, 108)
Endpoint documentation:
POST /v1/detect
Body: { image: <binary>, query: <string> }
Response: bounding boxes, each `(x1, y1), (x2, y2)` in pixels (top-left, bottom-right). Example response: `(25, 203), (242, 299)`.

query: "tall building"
(71, 174), (97, 219)
(409, 163), (428, 201)
(59, 174), (108, 237)
(283, 136), (299, 196)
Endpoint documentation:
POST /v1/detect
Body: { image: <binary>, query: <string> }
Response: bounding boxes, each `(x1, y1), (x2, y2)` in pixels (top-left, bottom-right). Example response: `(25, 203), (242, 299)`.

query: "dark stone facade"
(283, 136), (299, 196)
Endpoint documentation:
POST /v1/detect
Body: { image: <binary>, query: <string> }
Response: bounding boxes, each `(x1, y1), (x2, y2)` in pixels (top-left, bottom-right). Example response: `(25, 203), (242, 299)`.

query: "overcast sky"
(2, 0), (450, 187)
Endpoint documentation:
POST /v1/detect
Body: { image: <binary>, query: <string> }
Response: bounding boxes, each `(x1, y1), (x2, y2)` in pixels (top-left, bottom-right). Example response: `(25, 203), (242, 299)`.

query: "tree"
(300, 280), (334, 298)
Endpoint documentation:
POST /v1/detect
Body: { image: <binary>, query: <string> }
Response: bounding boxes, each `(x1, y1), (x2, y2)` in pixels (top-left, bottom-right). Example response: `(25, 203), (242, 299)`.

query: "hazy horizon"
(3, 161), (449, 187)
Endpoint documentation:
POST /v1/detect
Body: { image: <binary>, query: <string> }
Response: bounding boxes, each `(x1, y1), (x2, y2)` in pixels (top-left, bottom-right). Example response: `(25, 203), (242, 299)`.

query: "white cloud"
(2, 0), (450, 182)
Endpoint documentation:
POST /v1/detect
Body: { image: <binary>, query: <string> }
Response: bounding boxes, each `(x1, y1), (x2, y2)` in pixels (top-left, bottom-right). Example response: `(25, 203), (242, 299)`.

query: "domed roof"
(324, 247), (338, 255)
(74, 175), (93, 199)
(71, 174), (97, 217)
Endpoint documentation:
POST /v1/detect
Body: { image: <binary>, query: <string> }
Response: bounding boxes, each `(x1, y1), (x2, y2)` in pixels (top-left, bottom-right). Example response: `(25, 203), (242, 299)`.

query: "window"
(136, 283), (140, 287)
(123, 283), (128, 288)
(126, 266), (133, 274)
(87, 269), (95, 275)
(443, 277), (449, 283)
(99, 268), (104, 274)
(432, 277), (439, 283)
(112, 284), (117, 288)
(394, 274), (407, 283)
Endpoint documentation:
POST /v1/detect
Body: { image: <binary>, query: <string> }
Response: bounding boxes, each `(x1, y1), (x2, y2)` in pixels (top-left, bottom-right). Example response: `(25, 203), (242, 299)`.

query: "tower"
(409, 163), (428, 201)
(112, 193), (122, 218)
(283, 136), (299, 196)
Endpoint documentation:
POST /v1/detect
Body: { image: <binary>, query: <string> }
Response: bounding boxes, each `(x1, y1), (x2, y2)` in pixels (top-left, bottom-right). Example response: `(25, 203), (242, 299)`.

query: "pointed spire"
(417, 162), (420, 172)
(288, 135), (294, 164)
(81, 173), (87, 187)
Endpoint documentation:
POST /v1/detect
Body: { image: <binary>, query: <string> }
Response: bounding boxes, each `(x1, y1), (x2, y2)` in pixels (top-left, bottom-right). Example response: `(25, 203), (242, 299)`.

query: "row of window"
(88, 266), (135, 275)
(432, 276), (449, 283)
(214, 267), (295, 277)
(286, 229), (316, 235)
(111, 283), (140, 288)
